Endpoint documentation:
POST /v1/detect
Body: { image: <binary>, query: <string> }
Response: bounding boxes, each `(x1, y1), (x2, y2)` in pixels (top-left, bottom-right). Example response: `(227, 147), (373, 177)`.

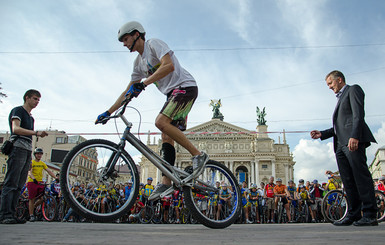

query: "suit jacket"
(320, 84), (376, 152)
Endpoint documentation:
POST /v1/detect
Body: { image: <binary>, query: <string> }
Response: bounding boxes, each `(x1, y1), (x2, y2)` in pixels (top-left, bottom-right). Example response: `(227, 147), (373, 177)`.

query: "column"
(251, 162), (255, 185)
(284, 163), (289, 184)
(255, 160), (260, 185)
(229, 161), (234, 174)
(271, 160), (276, 179)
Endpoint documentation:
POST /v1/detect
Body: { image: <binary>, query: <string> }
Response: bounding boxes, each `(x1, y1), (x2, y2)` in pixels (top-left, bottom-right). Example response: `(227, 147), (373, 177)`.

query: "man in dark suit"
(311, 70), (377, 226)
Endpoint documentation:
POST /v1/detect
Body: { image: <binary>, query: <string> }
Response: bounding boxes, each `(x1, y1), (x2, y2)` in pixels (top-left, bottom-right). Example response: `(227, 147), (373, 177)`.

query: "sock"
(161, 143), (175, 166)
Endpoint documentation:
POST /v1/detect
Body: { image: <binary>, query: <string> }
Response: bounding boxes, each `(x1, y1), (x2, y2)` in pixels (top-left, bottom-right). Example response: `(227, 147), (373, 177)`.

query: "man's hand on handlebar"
(95, 111), (111, 125)
(125, 82), (146, 99)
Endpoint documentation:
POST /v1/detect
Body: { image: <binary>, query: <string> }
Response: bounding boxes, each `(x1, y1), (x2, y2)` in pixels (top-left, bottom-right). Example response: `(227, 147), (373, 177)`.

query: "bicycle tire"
(374, 190), (385, 222)
(139, 206), (154, 224)
(15, 199), (28, 221)
(321, 189), (347, 223)
(60, 139), (139, 222)
(183, 160), (241, 229)
(42, 195), (57, 222)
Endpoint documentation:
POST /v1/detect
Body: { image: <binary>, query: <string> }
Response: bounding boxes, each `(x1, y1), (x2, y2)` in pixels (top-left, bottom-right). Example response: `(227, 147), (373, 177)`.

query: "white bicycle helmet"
(118, 21), (145, 42)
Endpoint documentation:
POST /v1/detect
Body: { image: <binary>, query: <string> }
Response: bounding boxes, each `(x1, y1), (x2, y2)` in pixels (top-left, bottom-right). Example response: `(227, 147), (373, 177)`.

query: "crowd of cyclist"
(10, 169), (385, 224)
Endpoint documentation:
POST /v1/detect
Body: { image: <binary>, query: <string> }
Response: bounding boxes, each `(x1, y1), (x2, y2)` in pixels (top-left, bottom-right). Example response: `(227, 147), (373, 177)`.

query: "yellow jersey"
(27, 160), (48, 182)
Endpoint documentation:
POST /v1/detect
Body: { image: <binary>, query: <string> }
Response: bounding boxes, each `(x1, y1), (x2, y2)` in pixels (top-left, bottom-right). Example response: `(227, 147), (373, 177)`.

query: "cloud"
(293, 138), (335, 183)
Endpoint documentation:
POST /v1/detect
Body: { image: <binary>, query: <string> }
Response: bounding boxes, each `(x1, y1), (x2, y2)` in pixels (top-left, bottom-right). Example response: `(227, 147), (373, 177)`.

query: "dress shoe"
(333, 216), (359, 226)
(353, 217), (378, 226)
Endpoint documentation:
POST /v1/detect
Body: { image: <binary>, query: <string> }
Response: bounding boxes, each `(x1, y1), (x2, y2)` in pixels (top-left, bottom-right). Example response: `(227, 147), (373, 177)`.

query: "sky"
(1, 0), (385, 184)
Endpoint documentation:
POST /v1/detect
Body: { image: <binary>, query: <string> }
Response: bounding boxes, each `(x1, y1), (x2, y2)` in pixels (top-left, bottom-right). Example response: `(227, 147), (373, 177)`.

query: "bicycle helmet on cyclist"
(147, 177), (153, 181)
(251, 184), (257, 189)
(276, 178), (282, 182)
(34, 148), (43, 155)
(118, 21), (145, 42)
(288, 180), (294, 184)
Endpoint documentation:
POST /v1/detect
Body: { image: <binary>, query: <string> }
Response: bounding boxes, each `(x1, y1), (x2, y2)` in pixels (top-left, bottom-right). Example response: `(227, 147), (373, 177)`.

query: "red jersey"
(377, 183), (385, 192)
(131, 201), (144, 213)
(265, 183), (275, 198)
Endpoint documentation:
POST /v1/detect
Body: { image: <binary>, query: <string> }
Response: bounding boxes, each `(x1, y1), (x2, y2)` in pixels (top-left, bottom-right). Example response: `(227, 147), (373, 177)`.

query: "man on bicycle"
(273, 178), (292, 223)
(27, 148), (57, 222)
(96, 21), (209, 201)
(308, 179), (324, 223)
(264, 176), (276, 223)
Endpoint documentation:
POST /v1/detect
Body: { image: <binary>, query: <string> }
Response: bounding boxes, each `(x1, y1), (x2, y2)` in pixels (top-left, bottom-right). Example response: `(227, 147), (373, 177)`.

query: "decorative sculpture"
(210, 99), (224, 121)
(256, 106), (267, 125)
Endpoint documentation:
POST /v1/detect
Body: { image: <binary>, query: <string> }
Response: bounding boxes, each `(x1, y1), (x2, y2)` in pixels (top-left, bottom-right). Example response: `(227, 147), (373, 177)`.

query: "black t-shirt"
(9, 106), (34, 141)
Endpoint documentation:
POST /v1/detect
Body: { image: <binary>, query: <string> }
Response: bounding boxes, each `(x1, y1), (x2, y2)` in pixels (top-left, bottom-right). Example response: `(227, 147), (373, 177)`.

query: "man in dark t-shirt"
(0, 89), (48, 224)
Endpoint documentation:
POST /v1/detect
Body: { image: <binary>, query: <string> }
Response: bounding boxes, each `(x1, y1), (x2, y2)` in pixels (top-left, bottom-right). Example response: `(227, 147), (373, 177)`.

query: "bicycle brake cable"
(113, 105), (142, 141)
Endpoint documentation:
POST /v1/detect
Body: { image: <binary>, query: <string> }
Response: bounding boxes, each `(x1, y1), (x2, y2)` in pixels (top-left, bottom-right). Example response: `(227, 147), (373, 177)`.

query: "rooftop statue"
(210, 99), (224, 121)
(256, 106), (267, 125)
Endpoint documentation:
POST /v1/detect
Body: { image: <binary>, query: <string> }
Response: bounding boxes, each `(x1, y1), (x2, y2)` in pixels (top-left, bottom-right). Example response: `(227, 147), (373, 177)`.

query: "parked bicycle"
(321, 188), (385, 223)
(60, 97), (241, 229)
(15, 183), (57, 222)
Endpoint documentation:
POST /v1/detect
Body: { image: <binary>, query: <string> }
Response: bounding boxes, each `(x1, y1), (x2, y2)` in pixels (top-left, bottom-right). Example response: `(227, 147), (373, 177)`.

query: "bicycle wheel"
(60, 139), (139, 222)
(183, 160), (241, 229)
(374, 190), (385, 222)
(139, 206), (154, 224)
(180, 208), (190, 224)
(321, 189), (347, 223)
(42, 195), (57, 221)
(15, 199), (28, 221)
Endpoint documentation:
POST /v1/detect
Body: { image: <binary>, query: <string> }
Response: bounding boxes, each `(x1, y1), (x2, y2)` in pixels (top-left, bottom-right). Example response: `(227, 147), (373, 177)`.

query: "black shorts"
(160, 86), (198, 131)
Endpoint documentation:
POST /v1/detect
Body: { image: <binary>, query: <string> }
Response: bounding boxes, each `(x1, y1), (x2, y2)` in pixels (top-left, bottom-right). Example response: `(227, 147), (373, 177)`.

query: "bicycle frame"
(103, 110), (216, 193)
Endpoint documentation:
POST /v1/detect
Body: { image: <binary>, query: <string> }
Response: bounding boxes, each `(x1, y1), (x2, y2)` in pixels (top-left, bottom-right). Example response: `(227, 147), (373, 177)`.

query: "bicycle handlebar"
(96, 96), (133, 125)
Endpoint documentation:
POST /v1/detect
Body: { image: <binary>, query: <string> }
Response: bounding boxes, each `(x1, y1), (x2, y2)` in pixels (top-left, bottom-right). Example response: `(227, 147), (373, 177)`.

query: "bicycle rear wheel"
(183, 160), (241, 229)
(321, 189), (347, 223)
(42, 195), (57, 221)
(60, 139), (139, 222)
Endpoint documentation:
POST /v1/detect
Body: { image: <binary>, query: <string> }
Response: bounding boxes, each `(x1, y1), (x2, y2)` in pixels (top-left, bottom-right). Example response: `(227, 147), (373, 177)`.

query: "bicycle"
(275, 196), (287, 223)
(16, 183), (58, 222)
(321, 188), (385, 223)
(60, 97), (241, 229)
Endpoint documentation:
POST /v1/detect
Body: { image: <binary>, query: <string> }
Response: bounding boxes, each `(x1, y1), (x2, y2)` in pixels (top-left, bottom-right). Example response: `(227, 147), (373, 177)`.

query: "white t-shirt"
(131, 38), (196, 95)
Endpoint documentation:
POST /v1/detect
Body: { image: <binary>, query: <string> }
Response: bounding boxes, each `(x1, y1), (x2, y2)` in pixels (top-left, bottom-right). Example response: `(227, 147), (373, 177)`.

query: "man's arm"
(12, 119), (48, 137)
(142, 53), (174, 86)
(107, 80), (141, 114)
(45, 168), (57, 179)
(347, 85), (366, 151)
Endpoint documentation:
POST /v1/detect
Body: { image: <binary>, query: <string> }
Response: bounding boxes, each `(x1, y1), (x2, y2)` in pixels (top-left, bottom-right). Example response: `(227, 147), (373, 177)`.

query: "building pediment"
(186, 119), (253, 138)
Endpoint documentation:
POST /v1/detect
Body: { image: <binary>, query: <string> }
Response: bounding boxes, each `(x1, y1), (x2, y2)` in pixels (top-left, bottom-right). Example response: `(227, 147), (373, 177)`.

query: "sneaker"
(192, 152), (209, 178)
(148, 184), (172, 201)
(29, 215), (36, 222)
(246, 219), (253, 224)
(311, 219), (316, 223)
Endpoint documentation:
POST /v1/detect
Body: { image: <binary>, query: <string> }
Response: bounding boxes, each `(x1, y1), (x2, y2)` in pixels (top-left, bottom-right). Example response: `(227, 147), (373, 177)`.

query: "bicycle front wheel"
(183, 160), (241, 229)
(321, 189), (347, 223)
(60, 139), (139, 222)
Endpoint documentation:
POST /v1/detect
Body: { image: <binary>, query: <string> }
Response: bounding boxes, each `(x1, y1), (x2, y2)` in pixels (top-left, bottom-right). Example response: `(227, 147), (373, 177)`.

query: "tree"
(0, 82), (7, 103)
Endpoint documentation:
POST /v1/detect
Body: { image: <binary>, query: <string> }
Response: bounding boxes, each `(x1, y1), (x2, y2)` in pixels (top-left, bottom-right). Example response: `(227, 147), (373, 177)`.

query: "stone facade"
(139, 119), (295, 186)
(369, 146), (385, 180)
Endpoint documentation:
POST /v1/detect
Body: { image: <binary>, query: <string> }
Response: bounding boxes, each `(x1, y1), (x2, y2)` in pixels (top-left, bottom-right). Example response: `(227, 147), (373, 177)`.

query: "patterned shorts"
(160, 86), (198, 131)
